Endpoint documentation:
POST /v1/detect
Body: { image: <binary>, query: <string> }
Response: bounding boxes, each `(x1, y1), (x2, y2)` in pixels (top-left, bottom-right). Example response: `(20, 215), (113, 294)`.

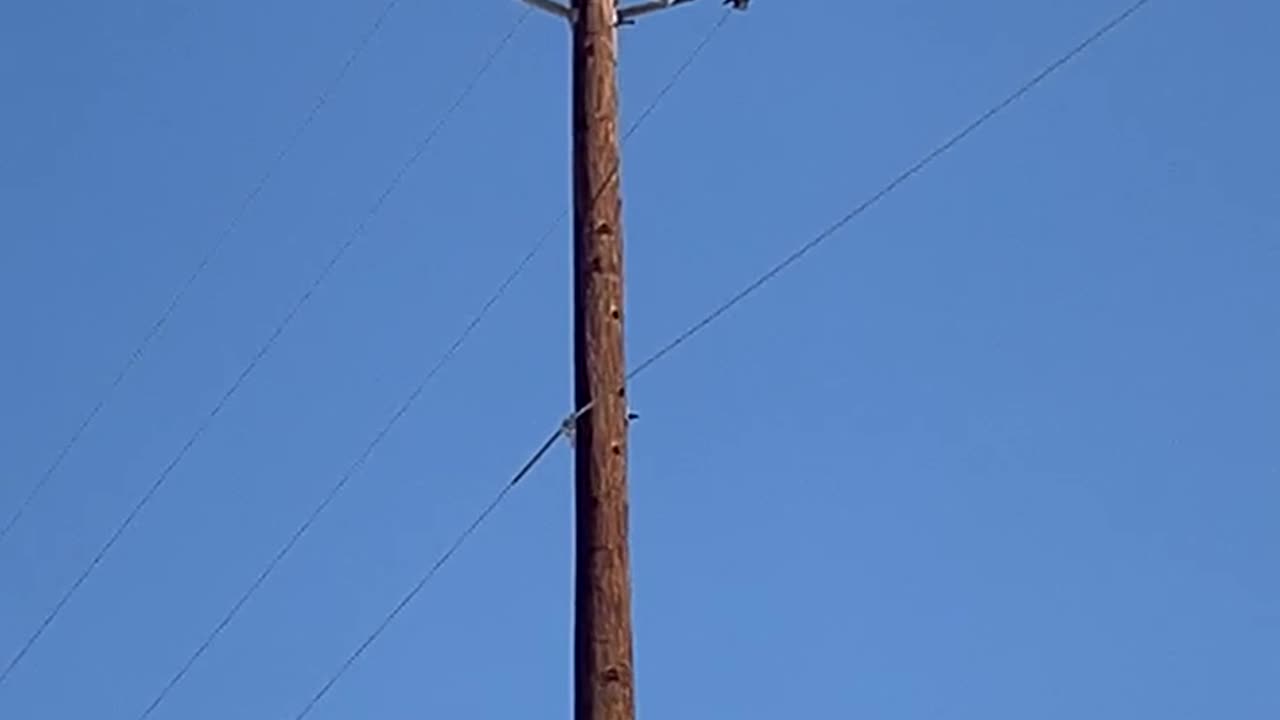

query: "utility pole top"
(518, 0), (747, 26)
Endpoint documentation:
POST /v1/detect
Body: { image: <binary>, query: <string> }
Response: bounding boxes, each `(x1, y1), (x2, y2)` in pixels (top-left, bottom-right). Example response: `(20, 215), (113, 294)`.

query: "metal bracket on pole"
(520, 0), (741, 27)
(520, 0), (575, 22)
(559, 415), (577, 448)
(616, 0), (697, 25)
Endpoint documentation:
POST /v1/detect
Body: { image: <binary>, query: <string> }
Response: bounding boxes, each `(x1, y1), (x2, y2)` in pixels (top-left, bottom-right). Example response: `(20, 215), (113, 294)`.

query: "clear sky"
(1, 0), (1277, 717)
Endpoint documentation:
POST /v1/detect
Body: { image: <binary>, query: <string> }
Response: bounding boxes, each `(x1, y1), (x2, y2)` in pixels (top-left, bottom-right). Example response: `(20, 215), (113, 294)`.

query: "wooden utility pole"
(517, 2), (739, 718)
(570, 1), (635, 719)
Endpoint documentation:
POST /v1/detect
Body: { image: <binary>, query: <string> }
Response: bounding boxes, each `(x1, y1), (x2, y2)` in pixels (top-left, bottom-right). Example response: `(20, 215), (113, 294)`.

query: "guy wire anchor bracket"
(519, 0), (742, 26)
(558, 410), (638, 449)
(559, 414), (577, 449)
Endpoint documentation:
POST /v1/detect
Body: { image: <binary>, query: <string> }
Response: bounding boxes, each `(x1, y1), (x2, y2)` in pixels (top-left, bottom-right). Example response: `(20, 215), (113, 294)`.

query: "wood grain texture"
(571, 1), (635, 720)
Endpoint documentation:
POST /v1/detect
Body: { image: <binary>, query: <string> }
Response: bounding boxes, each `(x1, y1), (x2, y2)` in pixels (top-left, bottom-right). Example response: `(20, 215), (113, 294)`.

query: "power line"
(128, 11), (539, 716)
(137, 12), (731, 718)
(625, 0), (1155, 384)
(0, 0), (408, 550)
(291, 437), (548, 720)
(0, 10), (530, 691)
(290, 12), (734, 719)
(290, 0), (1153, 713)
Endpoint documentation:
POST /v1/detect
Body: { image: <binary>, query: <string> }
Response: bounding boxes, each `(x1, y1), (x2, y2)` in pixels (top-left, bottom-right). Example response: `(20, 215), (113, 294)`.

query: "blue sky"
(1, 0), (1277, 717)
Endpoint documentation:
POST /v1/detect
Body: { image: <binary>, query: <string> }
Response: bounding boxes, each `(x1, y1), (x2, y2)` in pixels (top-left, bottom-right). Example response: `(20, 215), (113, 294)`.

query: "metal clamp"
(559, 415), (577, 448)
